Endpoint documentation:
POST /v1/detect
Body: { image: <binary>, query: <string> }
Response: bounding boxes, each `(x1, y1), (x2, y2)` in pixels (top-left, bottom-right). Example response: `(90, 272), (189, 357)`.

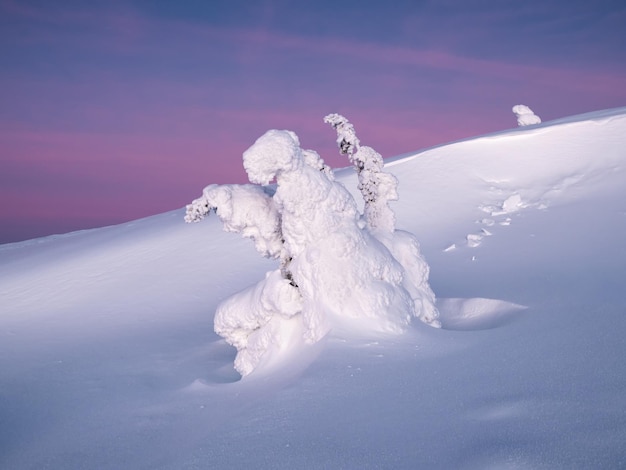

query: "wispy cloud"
(4, 0), (624, 97)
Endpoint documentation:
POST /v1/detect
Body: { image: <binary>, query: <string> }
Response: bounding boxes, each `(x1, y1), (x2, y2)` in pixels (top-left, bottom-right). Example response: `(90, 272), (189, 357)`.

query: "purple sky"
(1, 0), (625, 244)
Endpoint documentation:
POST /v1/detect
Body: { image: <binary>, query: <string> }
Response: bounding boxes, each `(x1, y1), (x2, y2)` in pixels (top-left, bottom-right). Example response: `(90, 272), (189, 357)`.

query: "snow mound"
(436, 297), (527, 330)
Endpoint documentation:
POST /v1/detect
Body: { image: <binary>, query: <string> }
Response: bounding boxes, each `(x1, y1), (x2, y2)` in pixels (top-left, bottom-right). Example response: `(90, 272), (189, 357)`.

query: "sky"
(1, 0), (625, 244)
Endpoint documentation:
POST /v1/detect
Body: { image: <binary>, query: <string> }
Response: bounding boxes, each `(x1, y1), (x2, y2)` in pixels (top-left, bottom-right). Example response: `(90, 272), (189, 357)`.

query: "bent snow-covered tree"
(186, 118), (439, 377)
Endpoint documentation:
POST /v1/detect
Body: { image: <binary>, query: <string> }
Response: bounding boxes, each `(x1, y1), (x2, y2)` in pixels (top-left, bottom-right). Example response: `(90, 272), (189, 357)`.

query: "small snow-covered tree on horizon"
(186, 118), (439, 377)
(513, 104), (542, 126)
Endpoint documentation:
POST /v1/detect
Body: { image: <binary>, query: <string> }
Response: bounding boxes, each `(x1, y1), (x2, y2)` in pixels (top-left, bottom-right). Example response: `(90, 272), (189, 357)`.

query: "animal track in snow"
(489, 193), (526, 216)
(447, 192), (529, 253)
(466, 228), (492, 248)
(461, 193), (529, 251)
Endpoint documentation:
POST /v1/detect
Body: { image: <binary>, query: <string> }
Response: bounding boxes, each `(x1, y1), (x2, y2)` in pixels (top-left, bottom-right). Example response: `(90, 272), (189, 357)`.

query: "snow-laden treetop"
(512, 104), (542, 126)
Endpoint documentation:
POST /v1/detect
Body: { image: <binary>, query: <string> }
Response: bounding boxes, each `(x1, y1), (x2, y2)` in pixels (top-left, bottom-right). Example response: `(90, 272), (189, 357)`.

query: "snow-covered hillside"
(1, 107), (625, 469)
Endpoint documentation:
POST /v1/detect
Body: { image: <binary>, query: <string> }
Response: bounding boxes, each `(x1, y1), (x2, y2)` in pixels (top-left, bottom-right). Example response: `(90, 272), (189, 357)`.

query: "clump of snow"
(466, 232), (484, 248)
(500, 193), (524, 214)
(187, 122), (439, 376)
(512, 104), (542, 126)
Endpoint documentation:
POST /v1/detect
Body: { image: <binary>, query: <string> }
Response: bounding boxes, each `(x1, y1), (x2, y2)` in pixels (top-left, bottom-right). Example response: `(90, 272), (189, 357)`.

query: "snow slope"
(1, 107), (625, 469)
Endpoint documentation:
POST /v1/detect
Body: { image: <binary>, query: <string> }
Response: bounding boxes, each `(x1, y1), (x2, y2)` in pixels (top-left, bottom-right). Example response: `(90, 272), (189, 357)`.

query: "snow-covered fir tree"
(186, 119), (440, 376)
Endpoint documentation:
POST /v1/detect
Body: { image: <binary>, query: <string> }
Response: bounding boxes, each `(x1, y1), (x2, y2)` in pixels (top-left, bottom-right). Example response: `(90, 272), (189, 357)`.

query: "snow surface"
(1, 107), (626, 468)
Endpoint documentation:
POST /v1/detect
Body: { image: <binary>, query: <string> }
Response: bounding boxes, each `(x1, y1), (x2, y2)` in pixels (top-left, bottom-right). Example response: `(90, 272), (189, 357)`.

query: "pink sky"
(1, 0), (625, 243)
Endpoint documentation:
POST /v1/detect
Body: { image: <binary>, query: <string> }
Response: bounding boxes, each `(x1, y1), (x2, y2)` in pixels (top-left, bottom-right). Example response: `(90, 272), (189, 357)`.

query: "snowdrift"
(1, 107), (625, 469)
